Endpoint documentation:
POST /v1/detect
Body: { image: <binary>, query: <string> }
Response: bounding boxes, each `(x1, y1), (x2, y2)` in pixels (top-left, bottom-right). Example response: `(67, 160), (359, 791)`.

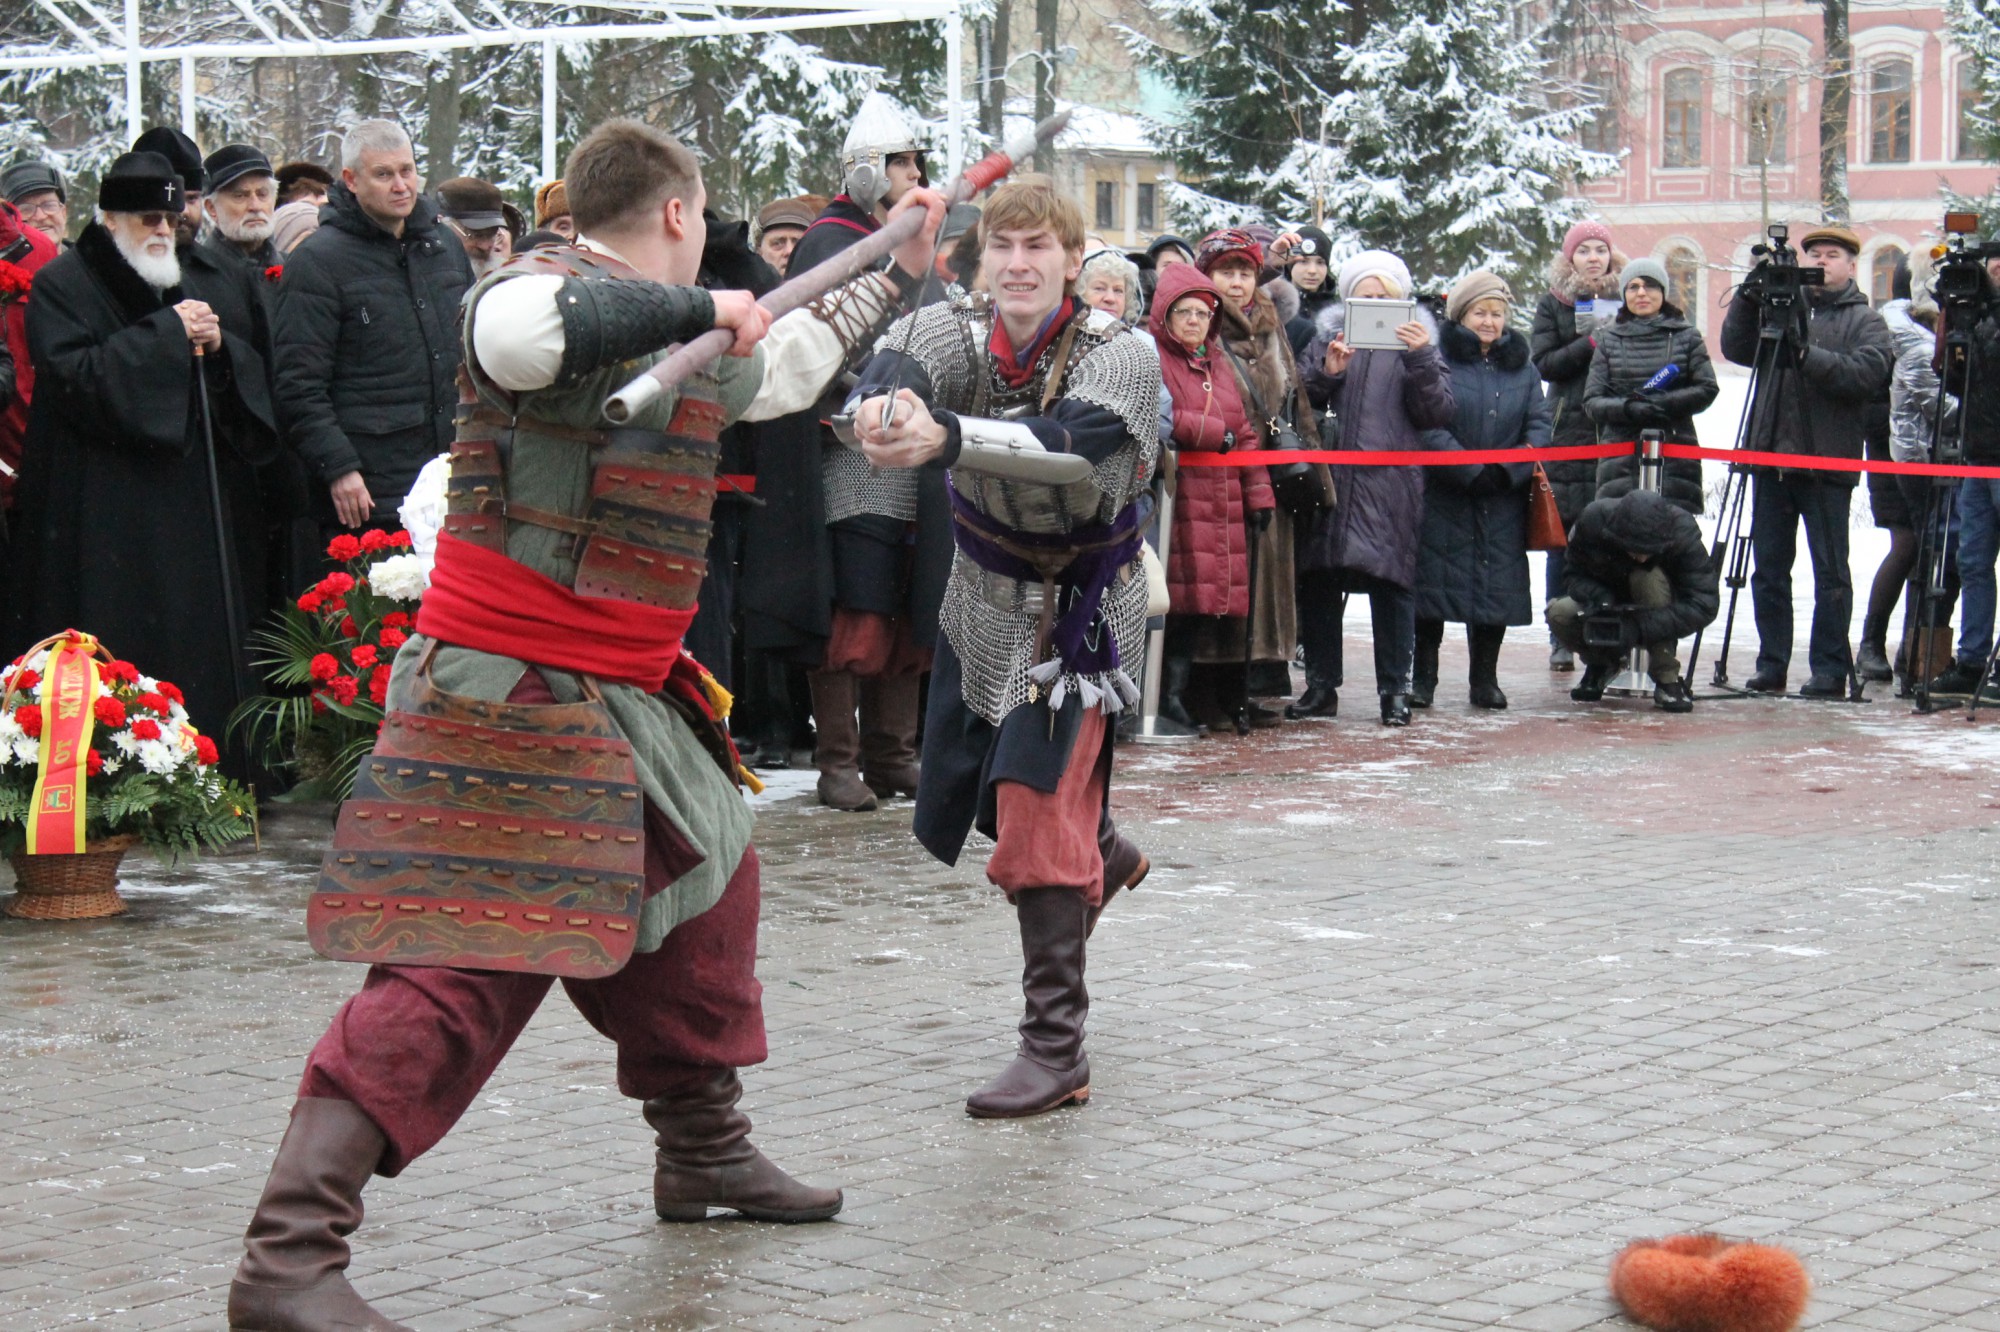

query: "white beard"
(110, 225), (182, 291)
(217, 213), (274, 245)
(466, 250), (504, 280)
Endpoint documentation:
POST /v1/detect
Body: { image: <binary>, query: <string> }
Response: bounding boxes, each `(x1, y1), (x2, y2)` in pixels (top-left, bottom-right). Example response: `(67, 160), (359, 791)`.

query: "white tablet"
(1345, 298), (1417, 350)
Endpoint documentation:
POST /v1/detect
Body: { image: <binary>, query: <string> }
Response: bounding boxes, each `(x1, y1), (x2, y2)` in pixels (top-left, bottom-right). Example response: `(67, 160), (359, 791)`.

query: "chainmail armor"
(914, 298), (1162, 725)
(818, 276), (935, 524)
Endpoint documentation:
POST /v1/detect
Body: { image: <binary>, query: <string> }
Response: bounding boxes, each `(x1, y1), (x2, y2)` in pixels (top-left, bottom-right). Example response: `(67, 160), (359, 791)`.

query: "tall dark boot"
(1857, 611), (1894, 683)
(1159, 652), (1204, 734)
(1410, 626), (1440, 709)
(1468, 625), (1508, 709)
(967, 888), (1091, 1118)
(1088, 819), (1150, 938)
(859, 673), (922, 798)
(227, 1098), (409, 1332)
(807, 670), (876, 811)
(646, 1068), (843, 1222)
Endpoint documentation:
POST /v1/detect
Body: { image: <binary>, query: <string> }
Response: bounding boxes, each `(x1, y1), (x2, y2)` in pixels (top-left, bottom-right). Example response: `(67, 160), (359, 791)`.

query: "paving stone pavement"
(5, 639), (2000, 1331)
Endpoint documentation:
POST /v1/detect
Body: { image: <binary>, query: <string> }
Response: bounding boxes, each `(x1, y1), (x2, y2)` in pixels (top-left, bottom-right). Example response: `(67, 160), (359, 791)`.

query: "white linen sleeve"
(736, 273), (903, 423)
(468, 274), (567, 392)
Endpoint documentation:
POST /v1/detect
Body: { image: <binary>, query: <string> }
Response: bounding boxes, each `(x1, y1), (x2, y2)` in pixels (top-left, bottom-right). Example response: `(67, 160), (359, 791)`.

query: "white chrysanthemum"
(135, 738), (180, 775)
(138, 674), (159, 692)
(399, 453), (450, 571)
(101, 755), (122, 775)
(10, 736), (38, 766)
(367, 553), (429, 603)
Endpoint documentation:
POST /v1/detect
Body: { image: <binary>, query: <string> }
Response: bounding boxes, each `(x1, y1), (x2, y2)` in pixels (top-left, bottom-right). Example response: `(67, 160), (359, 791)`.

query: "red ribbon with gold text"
(25, 632), (101, 855)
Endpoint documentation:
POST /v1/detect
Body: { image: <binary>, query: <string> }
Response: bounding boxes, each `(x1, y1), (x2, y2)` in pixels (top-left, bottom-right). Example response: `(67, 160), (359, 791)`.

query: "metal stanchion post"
(1603, 432), (1663, 699)
(1134, 470), (1196, 744)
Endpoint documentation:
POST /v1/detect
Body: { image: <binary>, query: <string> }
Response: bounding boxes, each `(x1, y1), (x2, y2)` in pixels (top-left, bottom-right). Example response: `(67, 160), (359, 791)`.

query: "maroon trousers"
(299, 844), (765, 1176)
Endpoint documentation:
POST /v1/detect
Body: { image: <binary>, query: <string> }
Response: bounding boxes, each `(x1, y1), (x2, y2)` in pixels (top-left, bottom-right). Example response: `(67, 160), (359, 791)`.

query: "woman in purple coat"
(1294, 250), (1456, 726)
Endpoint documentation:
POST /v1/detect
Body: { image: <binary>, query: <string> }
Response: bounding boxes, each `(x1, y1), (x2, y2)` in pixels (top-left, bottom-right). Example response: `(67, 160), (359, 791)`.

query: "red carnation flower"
(134, 691), (169, 715)
(319, 571), (356, 595)
(310, 696), (328, 715)
(389, 529), (413, 548)
(327, 535), (362, 561)
(194, 735), (220, 766)
(349, 644), (378, 670)
(94, 696), (126, 729)
(103, 660), (140, 685)
(339, 615), (360, 639)
(324, 595), (347, 614)
(368, 664), (392, 705)
(0, 259), (33, 299)
(296, 590), (325, 614)
(309, 652), (340, 683)
(13, 668), (40, 691)
(157, 682), (184, 706)
(381, 611), (412, 630)
(378, 627), (408, 651)
(86, 748), (104, 776)
(130, 718), (162, 742)
(16, 704), (42, 738)
(263, 264), (282, 284)
(360, 528), (390, 552)
(330, 675), (360, 706)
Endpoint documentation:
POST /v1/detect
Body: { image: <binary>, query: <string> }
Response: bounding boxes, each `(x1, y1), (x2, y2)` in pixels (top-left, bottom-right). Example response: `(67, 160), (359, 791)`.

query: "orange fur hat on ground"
(1610, 1234), (1809, 1332)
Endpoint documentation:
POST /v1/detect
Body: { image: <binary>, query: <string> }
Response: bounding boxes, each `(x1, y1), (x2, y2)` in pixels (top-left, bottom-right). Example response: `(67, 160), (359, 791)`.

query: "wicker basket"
(6, 834), (139, 920)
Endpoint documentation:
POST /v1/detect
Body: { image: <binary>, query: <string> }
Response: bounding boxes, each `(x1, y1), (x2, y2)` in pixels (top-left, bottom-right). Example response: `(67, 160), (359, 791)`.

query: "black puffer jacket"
(1583, 304), (1718, 514)
(1414, 324), (1550, 627)
(1529, 251), (1626, 523)
(271, 182), (471, 511)
(1562, 490), (1719, 644)
(1720, 277), (1893, 487)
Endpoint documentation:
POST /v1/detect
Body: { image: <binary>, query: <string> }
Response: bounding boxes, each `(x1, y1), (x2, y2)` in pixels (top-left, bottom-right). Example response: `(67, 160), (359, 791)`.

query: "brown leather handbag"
(1526, 463), (1567, 552)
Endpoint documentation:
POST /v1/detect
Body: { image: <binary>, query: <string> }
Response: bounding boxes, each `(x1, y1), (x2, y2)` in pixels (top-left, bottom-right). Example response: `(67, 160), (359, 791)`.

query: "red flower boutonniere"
(0, 259), (32, 302)
(262, 264), (283, 284)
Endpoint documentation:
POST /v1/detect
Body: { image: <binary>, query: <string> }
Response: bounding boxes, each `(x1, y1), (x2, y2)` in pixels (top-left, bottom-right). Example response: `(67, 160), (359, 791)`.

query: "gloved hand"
(1624, 396), (1671, 427)
(1250, 506), (1275, 534)
(1611, 606), (1645, 649)
(1469, 462), (1512, 495)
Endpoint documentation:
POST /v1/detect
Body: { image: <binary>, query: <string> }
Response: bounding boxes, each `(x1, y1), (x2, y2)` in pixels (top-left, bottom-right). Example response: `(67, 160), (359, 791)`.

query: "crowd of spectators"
(1, 112), (1996, 798)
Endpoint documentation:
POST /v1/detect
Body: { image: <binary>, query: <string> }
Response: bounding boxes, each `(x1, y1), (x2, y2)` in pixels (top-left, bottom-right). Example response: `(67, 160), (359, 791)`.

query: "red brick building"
(1581, 2), (1997, 348)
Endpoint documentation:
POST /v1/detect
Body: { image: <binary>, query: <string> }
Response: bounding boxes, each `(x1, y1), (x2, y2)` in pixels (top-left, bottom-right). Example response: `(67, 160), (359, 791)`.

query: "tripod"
(1685, 261), (1864, 703)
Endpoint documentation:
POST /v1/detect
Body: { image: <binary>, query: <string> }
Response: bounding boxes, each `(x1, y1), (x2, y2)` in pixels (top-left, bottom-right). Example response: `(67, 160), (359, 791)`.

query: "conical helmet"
(841, 91), (929, 210)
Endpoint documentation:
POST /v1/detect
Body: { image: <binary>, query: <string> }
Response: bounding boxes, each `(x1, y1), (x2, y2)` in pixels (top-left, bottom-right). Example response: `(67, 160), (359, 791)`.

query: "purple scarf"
(948, 482), (1144, 678)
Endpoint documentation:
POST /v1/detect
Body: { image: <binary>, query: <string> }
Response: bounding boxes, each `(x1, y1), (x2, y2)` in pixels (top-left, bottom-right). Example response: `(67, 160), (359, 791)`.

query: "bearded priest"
(7, 150), (278, 769)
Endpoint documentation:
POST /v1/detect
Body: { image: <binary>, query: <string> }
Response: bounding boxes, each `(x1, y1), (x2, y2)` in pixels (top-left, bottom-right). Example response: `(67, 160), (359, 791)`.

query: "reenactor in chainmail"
(847, 178), (1162, 1119)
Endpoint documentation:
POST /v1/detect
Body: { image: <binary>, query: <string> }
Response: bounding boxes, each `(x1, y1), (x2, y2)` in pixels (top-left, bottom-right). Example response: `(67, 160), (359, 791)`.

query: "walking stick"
(604, 112), (1072, 425)
(192, 344), (251, 705)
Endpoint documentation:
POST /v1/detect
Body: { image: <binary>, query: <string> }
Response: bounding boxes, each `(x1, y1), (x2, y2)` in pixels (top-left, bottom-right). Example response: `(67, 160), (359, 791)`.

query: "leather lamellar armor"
(443, 245), (724, 614)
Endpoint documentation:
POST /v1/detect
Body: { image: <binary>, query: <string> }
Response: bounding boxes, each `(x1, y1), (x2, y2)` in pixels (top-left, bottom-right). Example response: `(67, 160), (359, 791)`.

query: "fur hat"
(274, 161), (332, 202)
(1610, 1234), (1809, 1332)
(1798, 223), (1861, 255)
(1619, 257), (1670, 294)
(434, 176), (506, 231)
(534, 178), (569, 226)
(1563, 219), (1614, 260)
(1337, 249), (1412, 301)
(97, 151), (185, 214)
(1195, 228), (1264, 276)
(1446, 269), (1513, 323)
(131, 126), (205, 192)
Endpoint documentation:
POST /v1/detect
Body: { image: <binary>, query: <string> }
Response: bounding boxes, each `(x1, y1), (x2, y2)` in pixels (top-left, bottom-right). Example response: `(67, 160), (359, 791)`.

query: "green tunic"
(387, 263), (768, 953)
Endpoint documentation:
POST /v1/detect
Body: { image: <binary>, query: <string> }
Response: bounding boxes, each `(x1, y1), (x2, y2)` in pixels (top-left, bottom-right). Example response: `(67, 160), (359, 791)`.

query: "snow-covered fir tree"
(1946, 0), (2000, 232)
(1310, 0), (1617, 291)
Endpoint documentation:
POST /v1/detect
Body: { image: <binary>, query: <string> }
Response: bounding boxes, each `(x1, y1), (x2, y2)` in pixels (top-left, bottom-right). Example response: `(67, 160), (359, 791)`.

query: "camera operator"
(1721, 224), (1893, 698)
(1929, 244), (2000, 700)
(1547, 490), (1720, 712)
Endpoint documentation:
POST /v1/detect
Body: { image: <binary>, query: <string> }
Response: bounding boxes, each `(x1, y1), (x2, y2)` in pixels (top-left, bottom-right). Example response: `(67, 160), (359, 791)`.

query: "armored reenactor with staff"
(226, 119), (947, 1331)
(847, 178), (1160, 1119)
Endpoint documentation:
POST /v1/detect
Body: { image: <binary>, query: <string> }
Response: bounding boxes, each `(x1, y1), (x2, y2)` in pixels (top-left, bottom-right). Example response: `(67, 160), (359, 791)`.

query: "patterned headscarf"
(1195, 228), (1264, 276)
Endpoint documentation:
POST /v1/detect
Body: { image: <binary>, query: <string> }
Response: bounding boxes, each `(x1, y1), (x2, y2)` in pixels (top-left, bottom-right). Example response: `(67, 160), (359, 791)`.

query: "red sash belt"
(415, 532), (695, 693)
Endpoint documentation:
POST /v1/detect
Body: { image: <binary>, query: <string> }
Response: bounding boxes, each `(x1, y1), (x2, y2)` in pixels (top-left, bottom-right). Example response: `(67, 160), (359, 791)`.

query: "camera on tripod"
(1741, 223), (1827, 308)
(1582, 609), (1636, 651)
(1935, 212), (2000, 308)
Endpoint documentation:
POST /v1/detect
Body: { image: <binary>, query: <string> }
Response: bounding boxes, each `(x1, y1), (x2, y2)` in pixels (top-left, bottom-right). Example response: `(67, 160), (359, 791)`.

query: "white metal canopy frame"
(0, 0), (968, 182)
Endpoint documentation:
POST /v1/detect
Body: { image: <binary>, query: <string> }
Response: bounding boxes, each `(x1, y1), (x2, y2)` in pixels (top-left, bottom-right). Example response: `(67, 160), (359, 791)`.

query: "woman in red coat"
(1150, 263), (1274, 734)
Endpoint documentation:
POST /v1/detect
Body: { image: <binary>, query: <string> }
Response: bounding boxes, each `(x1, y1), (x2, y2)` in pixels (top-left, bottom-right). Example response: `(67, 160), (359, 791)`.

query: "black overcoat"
(9, 223), (276, 766)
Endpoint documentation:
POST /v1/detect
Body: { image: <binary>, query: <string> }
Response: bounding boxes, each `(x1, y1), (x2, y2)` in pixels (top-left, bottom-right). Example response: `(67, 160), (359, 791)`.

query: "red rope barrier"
(1170, 440), (2000, 479)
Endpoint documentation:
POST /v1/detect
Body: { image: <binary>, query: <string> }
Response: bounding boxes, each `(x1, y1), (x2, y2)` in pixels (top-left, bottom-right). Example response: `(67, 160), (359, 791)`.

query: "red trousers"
(984, 708), (1110, 907)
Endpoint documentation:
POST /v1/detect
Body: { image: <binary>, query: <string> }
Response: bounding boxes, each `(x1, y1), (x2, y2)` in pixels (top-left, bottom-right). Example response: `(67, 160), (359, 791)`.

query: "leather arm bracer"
(555, 276), (718, 389)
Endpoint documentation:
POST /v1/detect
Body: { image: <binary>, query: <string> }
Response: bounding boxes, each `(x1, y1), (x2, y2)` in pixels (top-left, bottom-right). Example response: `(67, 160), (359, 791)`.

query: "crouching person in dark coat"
(1547, 490), (1719, 712)
(9, 151), (277, 769)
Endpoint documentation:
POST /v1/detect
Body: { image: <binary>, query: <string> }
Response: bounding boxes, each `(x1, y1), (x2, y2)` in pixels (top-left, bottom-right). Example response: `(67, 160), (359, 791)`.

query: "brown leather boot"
(967, 888), (1091, 1118)
(1088, 823), (1150, 938)
(859, 672), (922, 799)
(646, 1068), (843, 1223)
(227, 1098), (410, 1332)
(808, 670), (877, 811)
